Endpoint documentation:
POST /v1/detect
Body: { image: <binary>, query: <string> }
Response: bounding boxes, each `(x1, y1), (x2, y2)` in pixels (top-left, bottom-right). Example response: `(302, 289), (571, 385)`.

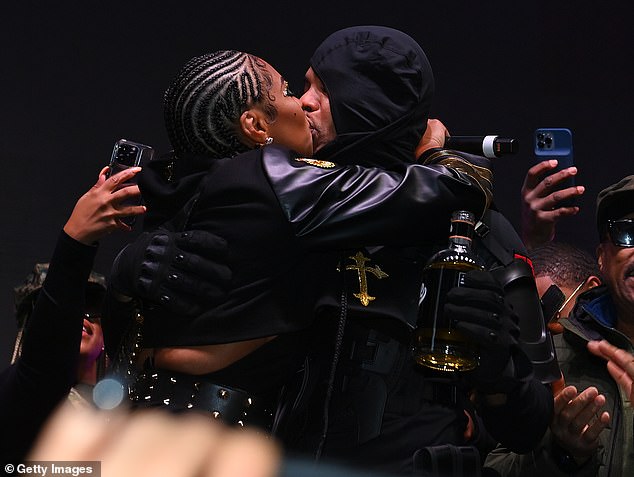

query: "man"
(530, 241), (602, 333)
(275, 26), (553, 475)
(485, 175), (634, 476)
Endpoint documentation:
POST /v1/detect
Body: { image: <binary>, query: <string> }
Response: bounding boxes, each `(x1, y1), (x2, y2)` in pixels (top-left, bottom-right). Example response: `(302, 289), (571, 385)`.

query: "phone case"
(107, 138), (155, 225)
(107, 138), (155, 177)
(534, 128), (575, 207)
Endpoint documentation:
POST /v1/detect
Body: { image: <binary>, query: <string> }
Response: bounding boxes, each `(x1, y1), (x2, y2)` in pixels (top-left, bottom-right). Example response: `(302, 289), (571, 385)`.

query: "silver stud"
(218, 389), (229, 399)
(163, 398), (170, 405)
(212, 411), (221, 419)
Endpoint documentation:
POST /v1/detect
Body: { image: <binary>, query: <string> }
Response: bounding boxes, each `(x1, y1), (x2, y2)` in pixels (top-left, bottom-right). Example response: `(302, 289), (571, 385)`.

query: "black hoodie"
(310, 25), (434, 169)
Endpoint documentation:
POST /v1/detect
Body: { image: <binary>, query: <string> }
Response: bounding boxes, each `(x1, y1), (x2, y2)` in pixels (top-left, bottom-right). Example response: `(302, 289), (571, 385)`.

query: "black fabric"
(138, 151), (214, 231)
(103, 141), (489, 440)
(0, 231), (97, 460)
(310, 25), (434, 169)
(108, 145), (487, 350)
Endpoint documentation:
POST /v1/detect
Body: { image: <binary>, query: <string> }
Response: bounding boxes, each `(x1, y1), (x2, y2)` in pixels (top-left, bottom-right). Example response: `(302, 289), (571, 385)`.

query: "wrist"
(551, 440), (592, 473)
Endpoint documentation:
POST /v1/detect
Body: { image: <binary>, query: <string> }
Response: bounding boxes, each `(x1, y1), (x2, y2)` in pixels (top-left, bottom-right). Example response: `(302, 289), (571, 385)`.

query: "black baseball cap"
(596, 175), (634, 238)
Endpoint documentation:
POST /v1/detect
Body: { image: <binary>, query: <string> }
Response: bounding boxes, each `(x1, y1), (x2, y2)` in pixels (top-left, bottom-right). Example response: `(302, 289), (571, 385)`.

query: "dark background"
(1, 1), (631, 364)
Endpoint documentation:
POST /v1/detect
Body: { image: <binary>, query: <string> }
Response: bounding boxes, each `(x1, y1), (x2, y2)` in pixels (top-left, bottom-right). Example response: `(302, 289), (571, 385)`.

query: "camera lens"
(536, 133), (544, 140)
(545, 136), (553, 146)
(537, 141), (545, 149)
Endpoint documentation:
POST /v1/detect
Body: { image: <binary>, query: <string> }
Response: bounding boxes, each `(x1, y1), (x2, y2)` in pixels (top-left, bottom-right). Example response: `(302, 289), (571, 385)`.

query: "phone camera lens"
(545, 136), (553, 146)
(536, 133), (544, 141)
(537, 141), (545, 149)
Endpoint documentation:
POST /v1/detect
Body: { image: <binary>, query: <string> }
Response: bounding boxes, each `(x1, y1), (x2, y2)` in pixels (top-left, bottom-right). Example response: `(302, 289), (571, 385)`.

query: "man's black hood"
(310, 25), (434, 168)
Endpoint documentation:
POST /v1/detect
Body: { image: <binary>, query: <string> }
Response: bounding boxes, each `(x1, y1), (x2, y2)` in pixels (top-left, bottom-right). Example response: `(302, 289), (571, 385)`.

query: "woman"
(105, 50), (490, 431)
(1, 166), (145, 460)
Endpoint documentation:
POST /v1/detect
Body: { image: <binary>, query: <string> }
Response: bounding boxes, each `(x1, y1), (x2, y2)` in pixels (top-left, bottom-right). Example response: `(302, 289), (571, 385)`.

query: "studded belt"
(130, 369), (275, 430)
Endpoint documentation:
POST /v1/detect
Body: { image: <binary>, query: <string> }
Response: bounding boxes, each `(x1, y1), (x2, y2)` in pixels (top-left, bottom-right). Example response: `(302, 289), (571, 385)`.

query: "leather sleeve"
(262, 146), (491, 250)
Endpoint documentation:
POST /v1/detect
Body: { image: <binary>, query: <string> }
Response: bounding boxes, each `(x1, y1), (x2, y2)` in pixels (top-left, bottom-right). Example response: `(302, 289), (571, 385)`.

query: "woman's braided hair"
(164, 50), (277, 158)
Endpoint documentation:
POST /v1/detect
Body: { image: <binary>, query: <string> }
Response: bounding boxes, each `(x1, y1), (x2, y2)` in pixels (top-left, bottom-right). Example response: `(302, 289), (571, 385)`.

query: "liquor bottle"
(412, 210), (484, 372)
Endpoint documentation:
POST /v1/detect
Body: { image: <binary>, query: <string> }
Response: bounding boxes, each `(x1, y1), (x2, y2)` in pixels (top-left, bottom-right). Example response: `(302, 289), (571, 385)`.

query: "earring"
(264, 136), (273, 145)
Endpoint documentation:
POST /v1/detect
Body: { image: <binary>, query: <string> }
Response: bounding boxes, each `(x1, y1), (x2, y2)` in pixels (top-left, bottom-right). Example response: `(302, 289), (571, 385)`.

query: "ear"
(586, 275), (602, 289)
(596, 243), (605, 273)
(239, 109), (269, 147)
(597, 242), (606, 275)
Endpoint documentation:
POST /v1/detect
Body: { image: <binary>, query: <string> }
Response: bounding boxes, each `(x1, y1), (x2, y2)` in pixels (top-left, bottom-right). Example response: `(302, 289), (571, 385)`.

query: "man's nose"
(300, 92), (316, 112)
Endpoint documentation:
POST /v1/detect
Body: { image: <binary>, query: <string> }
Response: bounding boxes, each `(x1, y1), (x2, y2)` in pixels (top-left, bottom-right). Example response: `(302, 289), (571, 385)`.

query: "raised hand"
(63, 166), (145, 245)
(550, 385), (610, 465)
(520, 160), (584, 249)
(588, 340), (634, 402)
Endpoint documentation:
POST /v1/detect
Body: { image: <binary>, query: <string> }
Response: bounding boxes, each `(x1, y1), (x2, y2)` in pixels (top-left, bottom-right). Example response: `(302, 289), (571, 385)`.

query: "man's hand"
(550, 385), (610, 465)
(588, 340), (634, 401)
(520, 160), (585, 249)
(444, 270), (522, 393)
(414, 118), (449, 159)
(110, 229), (231, 316)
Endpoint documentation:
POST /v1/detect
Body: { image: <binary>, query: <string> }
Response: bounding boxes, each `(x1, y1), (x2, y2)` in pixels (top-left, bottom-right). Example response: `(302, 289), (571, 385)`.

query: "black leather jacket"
(115, 144), (489, 349)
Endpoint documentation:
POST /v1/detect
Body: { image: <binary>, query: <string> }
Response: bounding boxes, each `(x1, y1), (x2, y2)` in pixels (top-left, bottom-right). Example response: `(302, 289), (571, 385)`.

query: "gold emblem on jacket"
(340, 251), (389, 306)
(295, 157), (336, 168)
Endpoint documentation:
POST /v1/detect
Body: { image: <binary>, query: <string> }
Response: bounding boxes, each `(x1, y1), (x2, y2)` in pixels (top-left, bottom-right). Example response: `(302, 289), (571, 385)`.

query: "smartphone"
(107, 139), (154, 178)
(534, 128), (575, 207)
(107, 139), (155, 225)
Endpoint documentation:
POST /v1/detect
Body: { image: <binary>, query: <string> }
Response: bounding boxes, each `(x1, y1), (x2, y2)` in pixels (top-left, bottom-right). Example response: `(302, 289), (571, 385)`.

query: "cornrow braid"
(164, 50), (276, 158)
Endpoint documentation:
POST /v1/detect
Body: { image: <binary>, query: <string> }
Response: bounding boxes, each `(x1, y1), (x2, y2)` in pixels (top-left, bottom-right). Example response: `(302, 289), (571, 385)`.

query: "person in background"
(12, 263), (108, 408)
(0, 166), (145, 461)
(485, 175), (634, 476)
(530, 241), (602, 333)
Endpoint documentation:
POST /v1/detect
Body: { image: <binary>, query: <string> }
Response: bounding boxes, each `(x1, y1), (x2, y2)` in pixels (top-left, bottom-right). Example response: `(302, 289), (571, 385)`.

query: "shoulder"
(260, 145), (334, 167)
(261, 145), (340, 180)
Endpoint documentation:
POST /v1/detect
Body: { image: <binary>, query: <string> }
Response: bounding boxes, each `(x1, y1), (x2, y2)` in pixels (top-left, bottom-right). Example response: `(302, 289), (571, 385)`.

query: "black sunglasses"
(608, 218), (634, 247)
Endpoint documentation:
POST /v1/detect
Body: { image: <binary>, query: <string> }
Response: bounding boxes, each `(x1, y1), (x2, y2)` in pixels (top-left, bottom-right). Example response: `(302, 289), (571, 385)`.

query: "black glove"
(444, 269), (522, 393)
(110, 229), (231, 316)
